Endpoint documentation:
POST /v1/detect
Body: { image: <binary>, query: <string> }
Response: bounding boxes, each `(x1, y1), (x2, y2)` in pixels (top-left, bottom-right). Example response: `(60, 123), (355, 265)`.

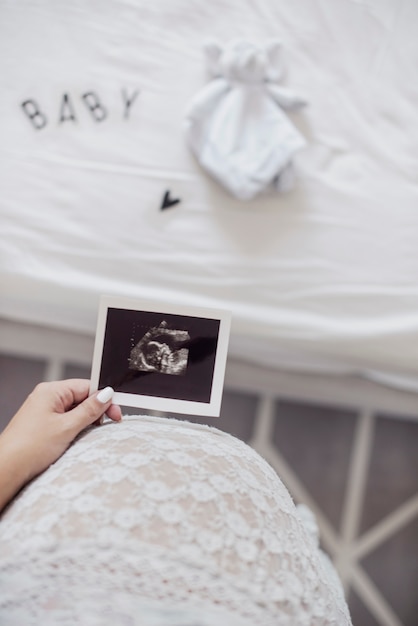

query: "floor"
(1, 335), (417, 626)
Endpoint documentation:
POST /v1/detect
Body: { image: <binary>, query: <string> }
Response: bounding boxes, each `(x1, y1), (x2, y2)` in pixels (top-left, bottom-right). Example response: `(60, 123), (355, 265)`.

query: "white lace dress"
(0, 416), (352, 625)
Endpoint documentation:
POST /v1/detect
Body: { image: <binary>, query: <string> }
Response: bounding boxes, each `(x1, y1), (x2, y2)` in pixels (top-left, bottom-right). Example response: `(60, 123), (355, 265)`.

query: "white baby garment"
(184, 40), (307, 200)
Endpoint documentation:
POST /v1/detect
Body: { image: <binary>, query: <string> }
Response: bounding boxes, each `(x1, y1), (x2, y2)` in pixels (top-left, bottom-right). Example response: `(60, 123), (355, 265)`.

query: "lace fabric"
(0, 416), (352, 625)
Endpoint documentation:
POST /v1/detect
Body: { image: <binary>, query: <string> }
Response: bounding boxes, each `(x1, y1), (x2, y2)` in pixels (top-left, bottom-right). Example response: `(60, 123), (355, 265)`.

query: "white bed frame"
(1, 316), (417, 626)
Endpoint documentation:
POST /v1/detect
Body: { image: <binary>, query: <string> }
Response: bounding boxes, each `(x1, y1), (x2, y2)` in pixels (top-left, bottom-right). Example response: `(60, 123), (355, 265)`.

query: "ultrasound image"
(128, 321), (190, 376)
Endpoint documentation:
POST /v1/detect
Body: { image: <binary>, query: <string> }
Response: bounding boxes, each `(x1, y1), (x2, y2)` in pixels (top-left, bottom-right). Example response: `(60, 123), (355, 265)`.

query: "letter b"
(21, 99), (48, 130)
(82, 92), (107, 122)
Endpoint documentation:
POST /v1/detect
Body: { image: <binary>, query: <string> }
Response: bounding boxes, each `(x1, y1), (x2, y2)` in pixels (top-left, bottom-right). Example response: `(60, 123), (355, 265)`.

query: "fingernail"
(97, 387), (114, 403)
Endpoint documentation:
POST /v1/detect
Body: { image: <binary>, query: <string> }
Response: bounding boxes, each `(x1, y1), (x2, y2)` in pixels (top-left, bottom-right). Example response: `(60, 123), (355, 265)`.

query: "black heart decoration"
(161, 190), (181, 210)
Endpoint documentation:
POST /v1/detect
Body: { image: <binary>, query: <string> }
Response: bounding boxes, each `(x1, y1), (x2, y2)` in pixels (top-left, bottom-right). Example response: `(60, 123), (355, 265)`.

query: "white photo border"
(90, 295), (231, 417)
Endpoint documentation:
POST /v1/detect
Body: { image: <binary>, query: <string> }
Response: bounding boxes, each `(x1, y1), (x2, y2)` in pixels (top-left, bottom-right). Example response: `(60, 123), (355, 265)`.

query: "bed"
(1, 0), (418, 393)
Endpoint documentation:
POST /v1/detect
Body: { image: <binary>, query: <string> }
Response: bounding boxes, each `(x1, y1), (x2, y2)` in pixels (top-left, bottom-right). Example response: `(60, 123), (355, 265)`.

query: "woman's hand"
(0, 379), (122, 513)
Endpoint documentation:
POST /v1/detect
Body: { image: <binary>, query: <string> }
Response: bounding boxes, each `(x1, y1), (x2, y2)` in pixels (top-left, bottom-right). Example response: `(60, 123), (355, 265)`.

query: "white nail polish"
(97, 387), (114, 403)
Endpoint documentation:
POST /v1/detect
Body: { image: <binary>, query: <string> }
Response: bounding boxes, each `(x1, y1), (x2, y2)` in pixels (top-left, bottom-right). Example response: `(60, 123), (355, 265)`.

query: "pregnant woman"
(0, 380), (352, 625)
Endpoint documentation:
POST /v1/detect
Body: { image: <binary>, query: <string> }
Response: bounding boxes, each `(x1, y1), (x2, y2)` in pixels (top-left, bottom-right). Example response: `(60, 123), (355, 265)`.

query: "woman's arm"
(0, 379), (122, 513)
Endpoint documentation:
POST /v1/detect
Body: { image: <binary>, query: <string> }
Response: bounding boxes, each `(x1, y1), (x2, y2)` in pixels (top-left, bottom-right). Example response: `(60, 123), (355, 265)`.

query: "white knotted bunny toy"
(185, 40), (307, 200)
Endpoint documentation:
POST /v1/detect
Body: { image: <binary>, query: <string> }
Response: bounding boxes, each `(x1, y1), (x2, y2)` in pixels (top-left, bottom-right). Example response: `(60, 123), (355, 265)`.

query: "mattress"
(1, 0), (418, 389)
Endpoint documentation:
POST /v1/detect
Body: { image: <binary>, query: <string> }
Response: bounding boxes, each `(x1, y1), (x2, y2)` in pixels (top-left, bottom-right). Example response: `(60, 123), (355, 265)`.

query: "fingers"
(93, 398), (123, 426)
(60, 379), (91, 406)
(106, 403), (123, 422)
(32, 379), (91, 412)
(67, 387), (122, 434)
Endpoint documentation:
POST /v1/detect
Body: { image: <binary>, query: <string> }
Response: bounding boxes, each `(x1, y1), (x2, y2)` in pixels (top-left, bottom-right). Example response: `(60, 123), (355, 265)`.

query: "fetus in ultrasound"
(128, 321), (190, 376)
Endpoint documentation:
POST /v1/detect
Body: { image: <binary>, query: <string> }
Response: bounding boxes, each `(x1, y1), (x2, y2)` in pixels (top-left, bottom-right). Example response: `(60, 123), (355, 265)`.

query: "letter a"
(59, 93), (77, 124)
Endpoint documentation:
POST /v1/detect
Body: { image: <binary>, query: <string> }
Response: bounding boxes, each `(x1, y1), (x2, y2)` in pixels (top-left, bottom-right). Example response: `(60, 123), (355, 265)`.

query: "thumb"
(67, 387), (115, 433)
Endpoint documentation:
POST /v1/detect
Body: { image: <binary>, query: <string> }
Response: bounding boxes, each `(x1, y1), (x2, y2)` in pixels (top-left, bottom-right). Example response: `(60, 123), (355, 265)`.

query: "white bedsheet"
(1, 0), (418, 388)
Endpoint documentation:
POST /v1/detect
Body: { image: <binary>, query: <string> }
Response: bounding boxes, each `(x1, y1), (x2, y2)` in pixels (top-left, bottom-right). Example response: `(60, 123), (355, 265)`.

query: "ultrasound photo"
(128, 321), (190, 376)
(90, 296), (231, 416)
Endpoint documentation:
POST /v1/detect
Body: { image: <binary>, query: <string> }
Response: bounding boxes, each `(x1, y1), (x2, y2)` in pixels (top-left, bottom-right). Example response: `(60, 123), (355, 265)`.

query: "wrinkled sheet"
(1, 0), (418, 388)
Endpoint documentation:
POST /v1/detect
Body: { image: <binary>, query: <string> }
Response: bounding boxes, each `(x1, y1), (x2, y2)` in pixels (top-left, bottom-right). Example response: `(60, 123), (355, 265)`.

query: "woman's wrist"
(0, 432), (33, 513)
